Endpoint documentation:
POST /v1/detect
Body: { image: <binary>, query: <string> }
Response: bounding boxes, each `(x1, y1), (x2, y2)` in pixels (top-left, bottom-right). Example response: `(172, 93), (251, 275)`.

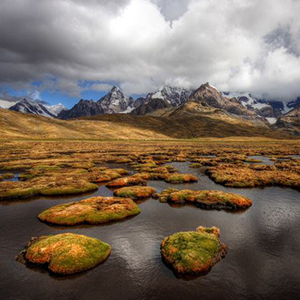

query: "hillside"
(0, 107), (292, 140)
(0, 108), (170, 140)
(276, 106), (300, 135)
(84, 113), (287, 139)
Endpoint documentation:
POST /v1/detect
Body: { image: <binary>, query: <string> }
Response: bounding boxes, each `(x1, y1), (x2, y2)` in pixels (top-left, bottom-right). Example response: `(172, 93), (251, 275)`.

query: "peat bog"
(1, 139), (300, 299)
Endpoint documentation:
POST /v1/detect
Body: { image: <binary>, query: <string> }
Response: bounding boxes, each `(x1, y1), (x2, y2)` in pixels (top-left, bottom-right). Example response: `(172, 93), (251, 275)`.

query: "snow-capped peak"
(45, 103), (66, 116)
(207, 83), (219, 92)
(149, 85), (192, 106)
(9, 98), (55, 118)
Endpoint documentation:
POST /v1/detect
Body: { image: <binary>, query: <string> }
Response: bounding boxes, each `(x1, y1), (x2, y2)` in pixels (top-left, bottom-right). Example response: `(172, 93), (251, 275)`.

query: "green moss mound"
(113, 186), (156, 200)
(0, 178), (98, 201)
(153, 188), (252, 210)
(206, 164), (300, 189)
(38, 196), (141, 225)
(164, 173), (198, 184)
(22, 233), (111, 275)
(2, 173), (14, 179)
(161, 227), (227, 275)
(106, 175), (147, 187)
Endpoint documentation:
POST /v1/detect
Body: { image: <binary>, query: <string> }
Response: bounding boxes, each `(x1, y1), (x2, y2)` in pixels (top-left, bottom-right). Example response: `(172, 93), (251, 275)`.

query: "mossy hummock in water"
(153, 188), (252, 209)
(164, 173), (198, 184)
(206, 164), (300, 189)
(2, 173), (14, 179)
(38, 196), (141, 225)
(113, 186), (156, 200)
(88, 168), (128, 183)
(106, 175), (147, 187)
(0, 177), (98, 200)
(161, 227), (227, 276)
(18, 233), (111, 275)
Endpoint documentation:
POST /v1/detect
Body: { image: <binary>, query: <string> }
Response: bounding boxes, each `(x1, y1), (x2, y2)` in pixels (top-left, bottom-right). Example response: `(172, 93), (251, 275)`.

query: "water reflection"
(0, 162), (300, 299)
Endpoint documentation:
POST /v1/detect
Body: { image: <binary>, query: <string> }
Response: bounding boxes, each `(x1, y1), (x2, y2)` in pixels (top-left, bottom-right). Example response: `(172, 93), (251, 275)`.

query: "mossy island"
(161, 227), (227, 276)
(0, 177), (98, 201)
(164, 173), (198, 184)
(17, 233), (111, 275)
(206, 164), (300, 189)
(106, 175), (147, 187)
(38, 196), (141, 225)
(153, 188), (252, 210)
(113, 186), (156, 200)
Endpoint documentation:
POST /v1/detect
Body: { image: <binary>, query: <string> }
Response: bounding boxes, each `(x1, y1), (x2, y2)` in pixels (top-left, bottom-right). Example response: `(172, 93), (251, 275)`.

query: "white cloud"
(0, 0), (300, 101)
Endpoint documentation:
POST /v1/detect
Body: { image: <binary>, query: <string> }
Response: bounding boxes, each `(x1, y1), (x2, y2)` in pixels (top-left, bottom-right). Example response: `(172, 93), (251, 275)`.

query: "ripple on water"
(0, 162), (300, 300)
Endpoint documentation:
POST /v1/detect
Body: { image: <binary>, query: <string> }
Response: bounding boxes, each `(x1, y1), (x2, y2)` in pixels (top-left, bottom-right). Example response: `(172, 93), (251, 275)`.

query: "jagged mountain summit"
(147, 85), (192, 106)
(9, 98), (56, 118)
(187, 83), (260, 118)
(2, 83), (300, 125)
(58, 86), (135, 119)
(131, 85), (192, 115)
(58, 99), (104, 120)
(98, 86), (134, 113)
(1, 97), (66, 117)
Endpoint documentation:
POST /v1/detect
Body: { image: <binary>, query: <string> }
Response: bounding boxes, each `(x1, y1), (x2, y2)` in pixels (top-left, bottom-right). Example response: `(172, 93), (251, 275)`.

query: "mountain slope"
(0, 108), (170, 140)
(58, 99), (103, 120)
(9, 99), (55, 118)
(45, 103), (66, 116)
(188, 83), (261, 118)
(84, 112), (286, 139)
(131, 98), (171, 115)
(276, 106), (300, 135)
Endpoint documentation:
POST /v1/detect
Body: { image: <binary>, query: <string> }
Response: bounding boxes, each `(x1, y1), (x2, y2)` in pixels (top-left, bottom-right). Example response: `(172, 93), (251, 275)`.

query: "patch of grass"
(161, 227), (227, 275)
(153, 189), (252, 210)
(114, 186), (156, 200)
(106, 175), (147, 187)
(164, 173), (198, 184)
(22, 233), (111, 275)
(2, 173), (14, 179)
(38, 196), (141, 225)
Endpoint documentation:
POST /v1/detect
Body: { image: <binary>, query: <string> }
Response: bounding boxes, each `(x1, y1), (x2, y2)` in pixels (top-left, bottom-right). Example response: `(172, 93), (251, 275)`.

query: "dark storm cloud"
(0, 0), (300, 101)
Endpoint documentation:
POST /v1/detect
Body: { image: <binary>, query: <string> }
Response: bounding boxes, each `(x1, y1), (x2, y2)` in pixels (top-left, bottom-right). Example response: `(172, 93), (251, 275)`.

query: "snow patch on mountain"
(0, 99), (19, 109)
(266, 117), (277, 124)
(45, 103), (66, 116)
(148, 85), (192, 106)
(9, 99), (55, 118)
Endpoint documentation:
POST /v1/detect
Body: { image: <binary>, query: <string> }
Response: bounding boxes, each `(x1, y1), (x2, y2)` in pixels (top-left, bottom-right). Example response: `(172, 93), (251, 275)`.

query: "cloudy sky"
(0, 0), (300, 107)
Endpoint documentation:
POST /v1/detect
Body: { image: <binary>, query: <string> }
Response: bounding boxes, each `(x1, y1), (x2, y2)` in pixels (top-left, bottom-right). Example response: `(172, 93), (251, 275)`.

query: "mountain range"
(1, 82), (300, 135)
(0, 97), (65, 117)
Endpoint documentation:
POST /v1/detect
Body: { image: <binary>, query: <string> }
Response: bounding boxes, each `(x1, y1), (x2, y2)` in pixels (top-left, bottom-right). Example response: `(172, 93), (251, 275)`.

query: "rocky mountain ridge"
(2, 84), (300, 129)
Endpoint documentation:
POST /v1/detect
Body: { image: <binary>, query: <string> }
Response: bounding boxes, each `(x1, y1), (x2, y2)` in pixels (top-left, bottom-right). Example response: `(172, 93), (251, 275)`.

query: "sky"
(0, 0), (300, 108)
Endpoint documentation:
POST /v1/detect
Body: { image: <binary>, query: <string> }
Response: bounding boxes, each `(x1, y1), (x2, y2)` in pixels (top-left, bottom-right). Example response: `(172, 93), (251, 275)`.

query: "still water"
(1, 163), (300, 300)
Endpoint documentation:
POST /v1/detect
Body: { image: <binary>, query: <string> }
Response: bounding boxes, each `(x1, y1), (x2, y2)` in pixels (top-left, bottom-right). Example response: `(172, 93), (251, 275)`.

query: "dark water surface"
(1, 162), (300, 300)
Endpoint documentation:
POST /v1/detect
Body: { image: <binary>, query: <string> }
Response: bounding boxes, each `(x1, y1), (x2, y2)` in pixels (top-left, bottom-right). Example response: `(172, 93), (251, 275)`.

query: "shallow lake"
(1, 162), (300, 300)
